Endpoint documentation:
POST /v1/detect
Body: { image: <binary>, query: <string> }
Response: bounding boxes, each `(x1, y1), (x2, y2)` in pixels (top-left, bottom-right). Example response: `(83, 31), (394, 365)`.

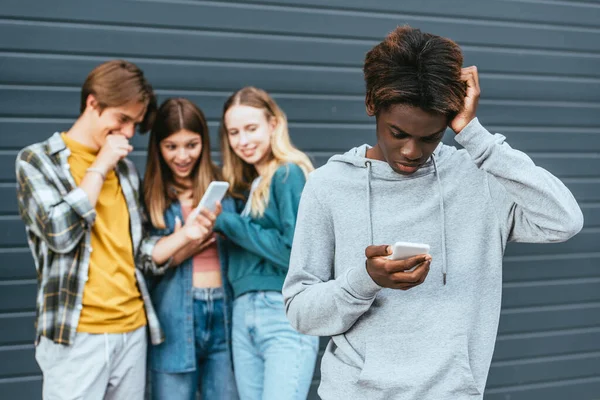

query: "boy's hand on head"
(450, 66), (481, 134)
(94, 134), (133, 174)
(365, 245), (431, 290)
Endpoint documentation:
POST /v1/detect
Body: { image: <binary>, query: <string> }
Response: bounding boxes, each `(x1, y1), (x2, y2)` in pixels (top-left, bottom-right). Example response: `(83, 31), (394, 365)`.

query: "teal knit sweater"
(214, 163), (307, 298)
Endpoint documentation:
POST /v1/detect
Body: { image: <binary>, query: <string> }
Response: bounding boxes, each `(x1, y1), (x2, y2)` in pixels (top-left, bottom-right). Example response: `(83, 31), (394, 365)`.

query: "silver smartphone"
(389, 241), (430, 261)
(189, 181), (230, 219)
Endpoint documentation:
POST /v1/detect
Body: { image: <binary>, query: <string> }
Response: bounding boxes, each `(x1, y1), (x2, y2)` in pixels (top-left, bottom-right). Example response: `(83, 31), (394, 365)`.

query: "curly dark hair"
(363, 26), (466, 120)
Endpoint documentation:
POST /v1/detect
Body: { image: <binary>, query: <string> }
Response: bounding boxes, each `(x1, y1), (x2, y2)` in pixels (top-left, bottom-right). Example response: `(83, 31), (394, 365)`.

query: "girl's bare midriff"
(179, 195), (224, 290)
(193, 270), (222, 288)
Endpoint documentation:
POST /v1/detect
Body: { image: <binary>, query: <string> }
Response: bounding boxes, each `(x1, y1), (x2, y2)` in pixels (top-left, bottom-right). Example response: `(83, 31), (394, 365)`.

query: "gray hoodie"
(283, 118), (583, 400)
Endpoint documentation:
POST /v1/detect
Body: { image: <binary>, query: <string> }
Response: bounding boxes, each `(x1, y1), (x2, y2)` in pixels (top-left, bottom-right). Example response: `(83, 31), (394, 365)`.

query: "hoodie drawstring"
(431, 154), (447, 285)
(365, 161), (374, 245)
(364, 156), (447, 285)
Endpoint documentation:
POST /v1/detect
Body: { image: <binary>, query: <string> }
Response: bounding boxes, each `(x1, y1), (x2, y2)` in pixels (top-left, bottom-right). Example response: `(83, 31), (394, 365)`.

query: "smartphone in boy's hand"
(365, 244), (431, 290)
(388, 241), (430, 261)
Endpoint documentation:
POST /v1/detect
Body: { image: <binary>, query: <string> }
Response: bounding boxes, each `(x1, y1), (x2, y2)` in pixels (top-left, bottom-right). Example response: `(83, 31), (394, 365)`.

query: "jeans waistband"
(192, 286), (224, 301)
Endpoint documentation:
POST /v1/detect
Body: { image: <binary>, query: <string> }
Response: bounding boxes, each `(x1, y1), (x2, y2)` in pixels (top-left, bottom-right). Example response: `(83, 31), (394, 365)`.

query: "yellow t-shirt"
(61, 133), (147, 333)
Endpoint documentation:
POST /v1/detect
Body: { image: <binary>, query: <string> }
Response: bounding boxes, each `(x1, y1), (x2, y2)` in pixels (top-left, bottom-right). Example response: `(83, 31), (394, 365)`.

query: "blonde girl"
(213, 87), (319, 400)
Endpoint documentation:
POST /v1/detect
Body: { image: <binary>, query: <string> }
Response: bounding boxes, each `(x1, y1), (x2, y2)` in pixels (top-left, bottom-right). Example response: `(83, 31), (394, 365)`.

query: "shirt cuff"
(62, 187), (96, 226)
(214, 211), (236, 235)
(139, 236), (172, 274)
(454, 117), (505, 162)
(345, 264), (383, 299)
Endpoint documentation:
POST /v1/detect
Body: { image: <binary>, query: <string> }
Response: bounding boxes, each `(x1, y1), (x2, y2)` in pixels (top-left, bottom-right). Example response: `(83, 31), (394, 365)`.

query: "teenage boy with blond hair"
(16, 60), (168, 399)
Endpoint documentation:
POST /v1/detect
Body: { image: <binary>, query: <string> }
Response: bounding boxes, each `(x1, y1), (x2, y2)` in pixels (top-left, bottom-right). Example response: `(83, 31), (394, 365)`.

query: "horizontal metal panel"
(463, 48), (600, 78)
(498, 129), (600, 154)
(2, 88), (600, 128)
(581, 204), (600, 228)
(3, 152), (335, 185)
(3, 270), (598, 314)
(488, 353), (600, 389)
(0, 185), (18, 214)
(502, 278), (600, 309)
(494, 329), (600, 361)
(0, 53), (364, 95)
(2, 118), (600, 155)
(1, 2), (600, 53)
(4, 54), (600, 103)
(485, 379), (600, 400)
(563, 179), (600, 202)
(0, 251), (36, 280)
(0, 1), (599, 396)
(0, 313), (35, 345)
(505, 230), (597, 257)
(499, 304), (600, 334)
(525, 155), (600, 179)
(0, 151), (600, 194)
(1, 22), (600, 78)
(0, 218), (26, 247)
(4, 149), (599, 183)
(0, 376), (41, 400)
(204, 0), (600, 29)
(4, 248), (599, 285)
(0, 120), (74, 151)
(0, 282), (36, 312)
(0, 346), (38, 377)
(4, 0), (600, 31)
(0, 155), (18, 183)
(0, 21), (370, 67)
(503, 255), (600, 283)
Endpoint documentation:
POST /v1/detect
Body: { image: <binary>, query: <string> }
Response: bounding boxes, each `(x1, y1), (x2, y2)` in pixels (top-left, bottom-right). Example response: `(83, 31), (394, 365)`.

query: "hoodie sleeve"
(283, 175), (383, 337)
(455, 118), (584, 243)
(213, 164), (304, 270)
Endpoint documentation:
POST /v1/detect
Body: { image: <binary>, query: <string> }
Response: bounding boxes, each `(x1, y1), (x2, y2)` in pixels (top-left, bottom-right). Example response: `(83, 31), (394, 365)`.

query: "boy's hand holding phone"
(365, 244), (431, 290)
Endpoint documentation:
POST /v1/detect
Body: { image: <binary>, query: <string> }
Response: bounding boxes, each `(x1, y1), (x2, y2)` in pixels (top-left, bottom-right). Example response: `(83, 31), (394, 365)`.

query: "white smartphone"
(388, 241), (430, 261)
(189, 181), (230, 219)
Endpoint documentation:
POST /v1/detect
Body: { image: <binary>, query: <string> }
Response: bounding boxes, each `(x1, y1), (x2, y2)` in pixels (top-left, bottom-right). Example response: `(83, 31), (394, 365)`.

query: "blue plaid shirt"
(16, 132), (169, 346)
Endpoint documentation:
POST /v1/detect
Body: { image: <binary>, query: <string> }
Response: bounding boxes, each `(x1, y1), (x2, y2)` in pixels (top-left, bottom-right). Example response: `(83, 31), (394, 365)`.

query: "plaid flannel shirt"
(16, 132), (169, 346)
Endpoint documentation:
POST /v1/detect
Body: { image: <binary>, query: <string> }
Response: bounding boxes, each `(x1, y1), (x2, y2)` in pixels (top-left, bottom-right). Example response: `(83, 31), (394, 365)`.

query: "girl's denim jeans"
(151, 287), (238, 400)
(232, 291), (319, 400)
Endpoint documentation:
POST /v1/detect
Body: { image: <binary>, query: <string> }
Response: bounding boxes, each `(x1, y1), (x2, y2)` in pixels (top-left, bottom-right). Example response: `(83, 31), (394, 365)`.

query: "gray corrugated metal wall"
(0, 0), (599, 398)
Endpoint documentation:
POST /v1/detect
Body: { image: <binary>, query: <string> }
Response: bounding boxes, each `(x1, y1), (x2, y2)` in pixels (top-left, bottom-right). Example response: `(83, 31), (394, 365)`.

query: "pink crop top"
(181, 205), (221, 273)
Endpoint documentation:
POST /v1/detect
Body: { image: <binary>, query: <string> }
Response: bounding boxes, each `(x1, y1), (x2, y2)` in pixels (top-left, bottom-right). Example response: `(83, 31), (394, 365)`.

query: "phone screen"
(189, 181), (229, 218)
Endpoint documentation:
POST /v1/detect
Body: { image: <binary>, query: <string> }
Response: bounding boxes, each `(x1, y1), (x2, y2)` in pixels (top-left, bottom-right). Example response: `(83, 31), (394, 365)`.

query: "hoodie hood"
(328, 143), (448, 180)
(328, 143), (449, 285)
(283, 118), (583, 399)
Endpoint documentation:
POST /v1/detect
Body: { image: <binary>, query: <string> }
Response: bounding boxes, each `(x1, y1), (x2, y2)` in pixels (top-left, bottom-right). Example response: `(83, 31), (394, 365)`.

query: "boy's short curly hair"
(363, 26), (466, 119)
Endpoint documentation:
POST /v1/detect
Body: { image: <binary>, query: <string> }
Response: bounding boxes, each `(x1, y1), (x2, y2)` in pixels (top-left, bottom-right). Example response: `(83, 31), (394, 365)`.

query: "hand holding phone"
(188, 181), (229, 220)
(365, 244), (432, 290)
(176, 214), (212, 242)
(388, 241), (430, 261)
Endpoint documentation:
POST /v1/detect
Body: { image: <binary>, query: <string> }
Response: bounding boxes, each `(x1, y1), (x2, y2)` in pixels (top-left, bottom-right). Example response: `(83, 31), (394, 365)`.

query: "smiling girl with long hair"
(143, 98), (238, 400)
(213, 87), (318, 400)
